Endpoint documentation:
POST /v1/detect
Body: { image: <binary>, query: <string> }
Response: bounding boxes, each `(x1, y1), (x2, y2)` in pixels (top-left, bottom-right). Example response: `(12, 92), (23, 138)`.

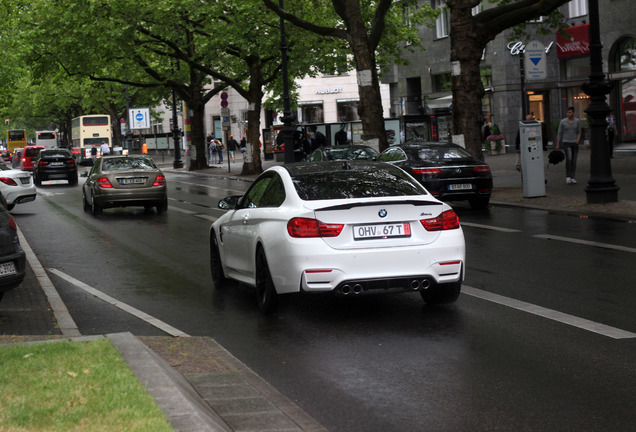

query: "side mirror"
(218, 195), (241, 210)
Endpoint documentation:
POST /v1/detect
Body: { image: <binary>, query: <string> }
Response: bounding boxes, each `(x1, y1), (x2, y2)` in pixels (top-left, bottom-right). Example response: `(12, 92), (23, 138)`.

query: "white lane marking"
(195, 214), (217, 222)
(169, 205), (197, 215)
(176, 180), (246, 195)
(462, 285), (636, 339)
(460, 222), (521, 233)
(534, 234), (636, 253)
(48, 268), (190, 338)
(17, 228), (81, 336)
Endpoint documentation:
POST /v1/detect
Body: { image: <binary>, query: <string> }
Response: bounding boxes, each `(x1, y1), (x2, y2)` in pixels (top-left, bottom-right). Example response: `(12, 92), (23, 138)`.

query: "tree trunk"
(187, 86), (209, 170)
(450, 2), (487, 161)
(345, 5), (388, 151)
(240, 65), (264, 176)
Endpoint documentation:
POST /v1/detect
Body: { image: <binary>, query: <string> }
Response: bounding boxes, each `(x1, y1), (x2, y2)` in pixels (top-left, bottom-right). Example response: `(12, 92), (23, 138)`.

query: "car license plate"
(50, 162), (64, 166)
(448, 183), (472, 190)
(0, 262), (17, 276)
(353, 222), (411, 240)
(119, 178), (146, 185)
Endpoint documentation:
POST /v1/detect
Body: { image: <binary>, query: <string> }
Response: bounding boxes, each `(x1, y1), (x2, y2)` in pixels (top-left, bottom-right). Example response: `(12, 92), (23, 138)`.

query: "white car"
(210, 160), (466, 314)
(0, 159), (36, 210)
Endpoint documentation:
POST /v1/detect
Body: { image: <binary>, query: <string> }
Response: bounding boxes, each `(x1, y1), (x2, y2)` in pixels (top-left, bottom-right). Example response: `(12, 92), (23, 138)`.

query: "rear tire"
(420, 280), (461, 305)
(209, 230), (227, 289)
(255, 246), (278, 314)
(156, 198), (168, 214)
(68, 175), (78, 186)
(91, 192), (102, 216)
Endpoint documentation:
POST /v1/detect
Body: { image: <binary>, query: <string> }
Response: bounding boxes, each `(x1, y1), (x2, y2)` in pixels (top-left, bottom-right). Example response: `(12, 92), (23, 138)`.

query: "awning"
(426, 95), (452, 111)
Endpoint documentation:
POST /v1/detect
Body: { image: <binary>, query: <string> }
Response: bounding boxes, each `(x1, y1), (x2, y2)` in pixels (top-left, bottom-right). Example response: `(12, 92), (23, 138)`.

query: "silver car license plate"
(119, 178), (146, 185)
(0, 262), (17, 276)
(448, 183), (472, 190)
(353, 223), (411, 240)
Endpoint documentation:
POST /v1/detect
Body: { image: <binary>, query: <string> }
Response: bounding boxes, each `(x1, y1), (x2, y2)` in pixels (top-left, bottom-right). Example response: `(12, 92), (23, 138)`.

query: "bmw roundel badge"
(378, 209), (387, 218)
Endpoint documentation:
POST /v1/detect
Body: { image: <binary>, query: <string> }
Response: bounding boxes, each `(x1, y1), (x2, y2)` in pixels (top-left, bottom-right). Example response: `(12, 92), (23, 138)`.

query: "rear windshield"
(292, 165), (427, 200)
(416, 146), (473, 161)
(40, 150), (71, 158)
(24, 147), (44, 157)
(102, 157), (157, 171)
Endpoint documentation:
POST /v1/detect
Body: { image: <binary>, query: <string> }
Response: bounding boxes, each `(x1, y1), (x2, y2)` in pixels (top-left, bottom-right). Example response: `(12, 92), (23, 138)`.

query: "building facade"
(382, 0), (636, 149)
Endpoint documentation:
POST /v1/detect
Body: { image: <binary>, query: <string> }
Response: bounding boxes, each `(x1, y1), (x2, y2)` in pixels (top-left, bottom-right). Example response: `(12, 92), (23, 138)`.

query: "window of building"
(298, 102), (324, 124)
(568, 0), (587, 18)
(617, 37), (636, 71)
(432, 73), (452, 92)
(565, 56), (591, 79)
(434, 0), (450, 39)
(337, 100), (360, 122)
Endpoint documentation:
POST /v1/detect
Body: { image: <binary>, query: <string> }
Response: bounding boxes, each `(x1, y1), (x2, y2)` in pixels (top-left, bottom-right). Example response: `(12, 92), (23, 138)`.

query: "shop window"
(568, 0), (587, 18)
(299, 103), (324, 124)
(337, 101), (360, 122)
(565, 57), (591, 80)
(434, 0), (449, 39)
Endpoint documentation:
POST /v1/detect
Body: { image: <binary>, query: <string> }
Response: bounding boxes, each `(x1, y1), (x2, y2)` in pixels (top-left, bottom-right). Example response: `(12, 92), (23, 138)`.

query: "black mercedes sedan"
(377, 142), (493, 209)
(0, 193), (26, 302)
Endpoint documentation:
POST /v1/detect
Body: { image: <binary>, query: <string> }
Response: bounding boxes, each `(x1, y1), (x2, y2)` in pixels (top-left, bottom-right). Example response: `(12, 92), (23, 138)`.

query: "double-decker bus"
(7, 129), (27, 153)
(71, 115), (111, 164)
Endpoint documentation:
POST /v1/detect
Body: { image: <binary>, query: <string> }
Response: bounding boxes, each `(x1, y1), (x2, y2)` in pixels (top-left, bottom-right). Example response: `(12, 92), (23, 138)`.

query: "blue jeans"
(562, 142), (579, 179)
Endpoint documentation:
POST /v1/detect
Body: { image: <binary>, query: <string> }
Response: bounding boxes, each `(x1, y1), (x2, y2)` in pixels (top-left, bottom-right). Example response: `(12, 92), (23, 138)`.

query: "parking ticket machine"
(519, 120), (546, 198)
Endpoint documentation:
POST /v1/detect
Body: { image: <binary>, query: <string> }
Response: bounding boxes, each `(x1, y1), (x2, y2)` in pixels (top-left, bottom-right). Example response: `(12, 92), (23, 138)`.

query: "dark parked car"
(0, 192), (26, 302)
(33, 148), (78, 186)
(1, 151), (11, 163)
(306, 144), (380, 162)
(82, 155), (168, 215)
(377, 142), (493, 209)
(19, 145), (45, 171)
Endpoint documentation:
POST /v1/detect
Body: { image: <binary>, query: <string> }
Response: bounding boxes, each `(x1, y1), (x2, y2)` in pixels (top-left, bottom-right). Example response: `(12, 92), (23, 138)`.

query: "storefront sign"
(508, 41), (554, 56)
(556, 24), (590, 59)
(316, 88), (343, 94)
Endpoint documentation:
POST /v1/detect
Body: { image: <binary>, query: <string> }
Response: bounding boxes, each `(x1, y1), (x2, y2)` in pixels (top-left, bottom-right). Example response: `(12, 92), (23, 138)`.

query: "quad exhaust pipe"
(410, 279), (431, 291)
(340, 284), (364, 296)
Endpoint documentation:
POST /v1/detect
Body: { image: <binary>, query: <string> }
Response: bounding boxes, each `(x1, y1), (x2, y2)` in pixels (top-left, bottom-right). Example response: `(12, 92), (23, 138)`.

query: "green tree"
(446, 0), (570, 160)
(264, 0), (433, 152)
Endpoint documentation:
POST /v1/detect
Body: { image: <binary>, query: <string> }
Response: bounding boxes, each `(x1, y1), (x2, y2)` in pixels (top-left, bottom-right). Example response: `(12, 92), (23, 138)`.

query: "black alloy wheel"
(91, 192), (102, 216)
(255, 246), (278, 314)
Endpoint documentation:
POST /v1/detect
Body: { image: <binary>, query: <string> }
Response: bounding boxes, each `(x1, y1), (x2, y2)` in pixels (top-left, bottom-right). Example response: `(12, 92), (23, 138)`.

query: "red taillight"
(420, 209), (461, 231)
(38, 160), (49, 166)
(97, 177), (113, 188)
(412, 167), (442, 175)
(152, 175), (166, 187)
(473, 165), (491, 173)
(66, 159), (76, 166)
(8, 216), (17, 231)
(287, 217), (344, 238)
(0, 177), (18, 186)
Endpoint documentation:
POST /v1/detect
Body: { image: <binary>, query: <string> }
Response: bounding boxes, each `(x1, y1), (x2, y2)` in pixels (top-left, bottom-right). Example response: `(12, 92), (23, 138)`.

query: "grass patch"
(0, 338), (174, 432)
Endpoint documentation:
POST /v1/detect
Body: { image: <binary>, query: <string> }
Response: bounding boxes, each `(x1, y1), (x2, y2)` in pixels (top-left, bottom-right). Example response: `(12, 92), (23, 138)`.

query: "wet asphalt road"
(9, 170), (636, 432)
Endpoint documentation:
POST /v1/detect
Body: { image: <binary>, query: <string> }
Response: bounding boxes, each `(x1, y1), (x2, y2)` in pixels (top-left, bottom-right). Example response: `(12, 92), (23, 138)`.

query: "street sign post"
(524, 40), (547, 81)
(129, 108), (151, 130)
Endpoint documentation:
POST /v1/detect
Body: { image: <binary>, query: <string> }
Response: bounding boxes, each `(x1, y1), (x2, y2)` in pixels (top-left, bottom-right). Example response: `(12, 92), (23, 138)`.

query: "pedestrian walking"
(209, 138), (217, 164)
(90, 146), (97, 164)
(215, 139), (224, 164)
(556, 106), (582, 184)
(240, 136), (247, 159)
(100, 141), (110, 156)
(227, 135), (239, 161)
(606, 109), (618, 158)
